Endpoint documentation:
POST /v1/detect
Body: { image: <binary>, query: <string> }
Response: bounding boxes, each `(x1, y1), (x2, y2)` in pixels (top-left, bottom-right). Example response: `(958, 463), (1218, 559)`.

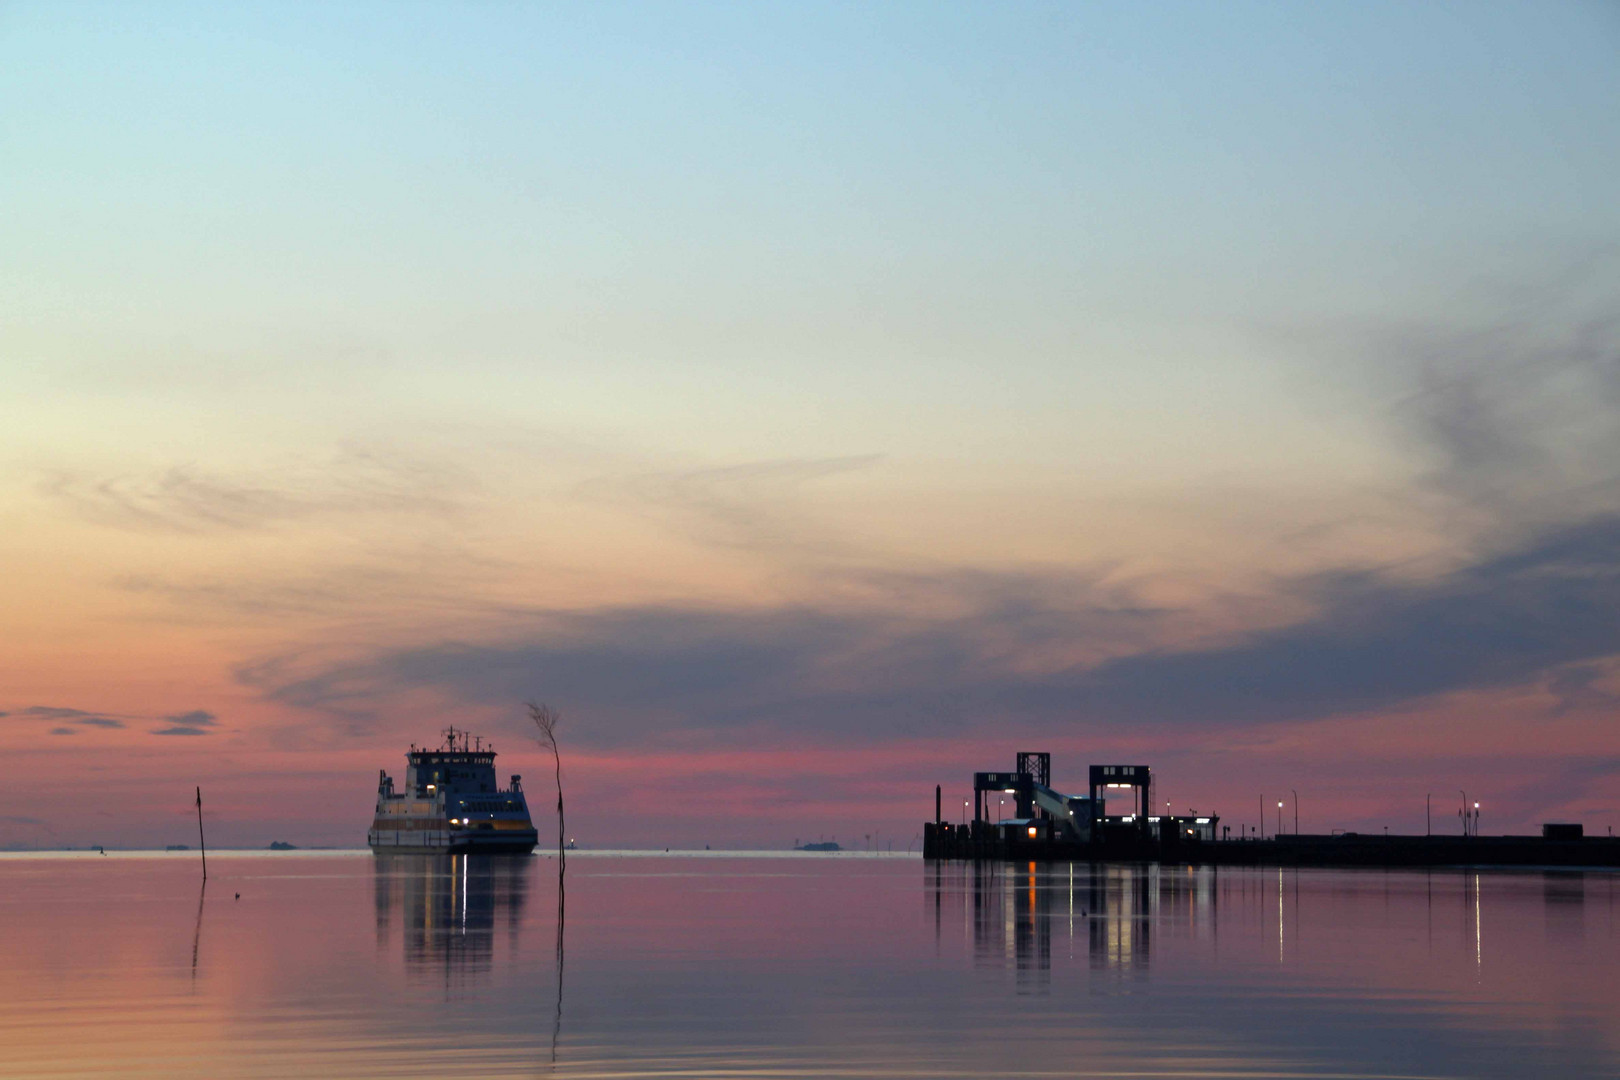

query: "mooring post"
(195, 786), (207, 881)
(935, 784), (941, 825)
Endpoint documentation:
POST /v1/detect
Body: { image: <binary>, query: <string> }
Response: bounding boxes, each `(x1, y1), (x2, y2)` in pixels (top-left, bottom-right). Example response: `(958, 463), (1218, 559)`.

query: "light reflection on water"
(0, 852), (1616, 1078)
(373, 853), (531, 985)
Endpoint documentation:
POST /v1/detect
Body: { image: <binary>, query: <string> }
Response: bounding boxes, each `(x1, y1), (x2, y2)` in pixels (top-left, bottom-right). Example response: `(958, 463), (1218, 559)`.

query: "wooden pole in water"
(195, 786), (207, 881)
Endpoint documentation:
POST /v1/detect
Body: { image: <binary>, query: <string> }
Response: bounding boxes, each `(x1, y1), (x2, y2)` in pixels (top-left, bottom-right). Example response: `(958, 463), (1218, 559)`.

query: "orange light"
(1027, 826), (1037, 838)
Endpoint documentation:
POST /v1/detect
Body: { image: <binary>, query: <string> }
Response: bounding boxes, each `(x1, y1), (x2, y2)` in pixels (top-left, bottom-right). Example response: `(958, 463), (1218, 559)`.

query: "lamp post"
(962, 799), (969, 827)
(1474, 802), (1480, 837)
(1459, 790), (1468, 837)
(1260, 794), (1265, 840)
(1277, 800), (1284, 838)
(1292, 790), (1299, 835)
(1426, 793), (1431, 836)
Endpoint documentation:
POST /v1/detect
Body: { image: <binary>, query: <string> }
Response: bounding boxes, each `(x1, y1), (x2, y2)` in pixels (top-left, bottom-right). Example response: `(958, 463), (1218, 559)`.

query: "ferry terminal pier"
(924, 751), (1620, 869)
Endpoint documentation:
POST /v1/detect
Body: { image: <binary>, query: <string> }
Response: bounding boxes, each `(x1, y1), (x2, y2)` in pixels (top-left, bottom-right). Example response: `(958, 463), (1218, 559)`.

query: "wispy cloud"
(16, 706), (126, 729)
(576, 454), (883, 557)
(1482, 754), (1620, 825)
(1384, 250), (1620, 528)
(237, 511), (1620, 747)
(38, 445), (475, 534)
(118, 566), (422, 620)
(22, 706), (98, 720)
(1545, 659), (1620, 716)
(8, 704), (219, 737)
(151, 710), (218, 736)
(1067, 514), (1620, 726)
(112, 541), (512, 624)
(236, 565), (1162, 744)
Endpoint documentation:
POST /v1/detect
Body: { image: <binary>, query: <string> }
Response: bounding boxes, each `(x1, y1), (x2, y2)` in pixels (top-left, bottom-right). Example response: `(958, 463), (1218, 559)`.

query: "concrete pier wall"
(924, 821), (1620, 868)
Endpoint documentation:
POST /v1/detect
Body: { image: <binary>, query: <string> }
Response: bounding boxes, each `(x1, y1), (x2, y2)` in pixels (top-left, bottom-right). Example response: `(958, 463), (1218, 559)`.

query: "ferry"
(369, 726), (539, 854)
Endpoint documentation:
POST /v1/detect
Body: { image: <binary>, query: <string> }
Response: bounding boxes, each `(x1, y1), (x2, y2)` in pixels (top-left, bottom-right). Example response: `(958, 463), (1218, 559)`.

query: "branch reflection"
(190, 880), (206, 984)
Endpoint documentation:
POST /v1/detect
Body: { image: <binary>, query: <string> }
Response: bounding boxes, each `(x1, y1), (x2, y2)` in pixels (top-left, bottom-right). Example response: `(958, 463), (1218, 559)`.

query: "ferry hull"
(369, 828), (538, 854)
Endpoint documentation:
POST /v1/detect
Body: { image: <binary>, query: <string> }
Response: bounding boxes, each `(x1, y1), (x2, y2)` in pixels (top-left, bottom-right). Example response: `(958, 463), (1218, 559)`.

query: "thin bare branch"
(526, 700), (568, 1063)
(526, 701), (566, 871)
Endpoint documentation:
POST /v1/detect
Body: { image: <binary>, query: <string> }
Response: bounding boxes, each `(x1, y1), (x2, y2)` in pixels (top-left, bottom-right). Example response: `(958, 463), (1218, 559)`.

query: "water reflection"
(938, 861), (1231, 986)
(930, 859), (1617, 1012)
(1544, 870), (1586, 945)
(964, 861), (1049, 989)
(1086, 864), (1153, 971)
(4, 855), (1620, 1079)
(190, 881), (206, 983)
(373, 853), (529, 985)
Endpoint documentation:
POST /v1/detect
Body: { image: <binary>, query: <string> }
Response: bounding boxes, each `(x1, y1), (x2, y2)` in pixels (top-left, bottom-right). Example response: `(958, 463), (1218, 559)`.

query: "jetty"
(924, 752), (1620, 869)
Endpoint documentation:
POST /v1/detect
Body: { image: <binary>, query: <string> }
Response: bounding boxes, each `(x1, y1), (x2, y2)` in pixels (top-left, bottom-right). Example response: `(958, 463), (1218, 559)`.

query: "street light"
(1277, 800), (1284, 837)
(1474, 801), (1480, 837)
(1292, 789), (1299, 835)
(1459, 790), (1469, 837)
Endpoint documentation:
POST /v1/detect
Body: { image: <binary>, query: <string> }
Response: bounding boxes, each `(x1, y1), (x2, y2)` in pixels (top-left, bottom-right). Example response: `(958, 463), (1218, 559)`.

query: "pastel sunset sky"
(5, 2), (1619, 848)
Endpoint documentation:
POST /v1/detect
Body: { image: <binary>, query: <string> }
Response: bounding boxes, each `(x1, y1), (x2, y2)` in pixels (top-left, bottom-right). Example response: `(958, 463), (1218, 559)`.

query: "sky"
(4, 1), (1620, 849)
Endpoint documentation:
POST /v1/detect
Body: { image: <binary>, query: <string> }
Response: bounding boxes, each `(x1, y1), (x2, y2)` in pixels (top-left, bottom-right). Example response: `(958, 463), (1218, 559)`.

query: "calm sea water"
(0, 851), (1616, 1079)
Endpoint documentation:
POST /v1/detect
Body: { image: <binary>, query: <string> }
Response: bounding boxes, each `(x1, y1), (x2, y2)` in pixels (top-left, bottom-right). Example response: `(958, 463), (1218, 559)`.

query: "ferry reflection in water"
(373, 853), (529, 984)
(936, 860), (1219, 987)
